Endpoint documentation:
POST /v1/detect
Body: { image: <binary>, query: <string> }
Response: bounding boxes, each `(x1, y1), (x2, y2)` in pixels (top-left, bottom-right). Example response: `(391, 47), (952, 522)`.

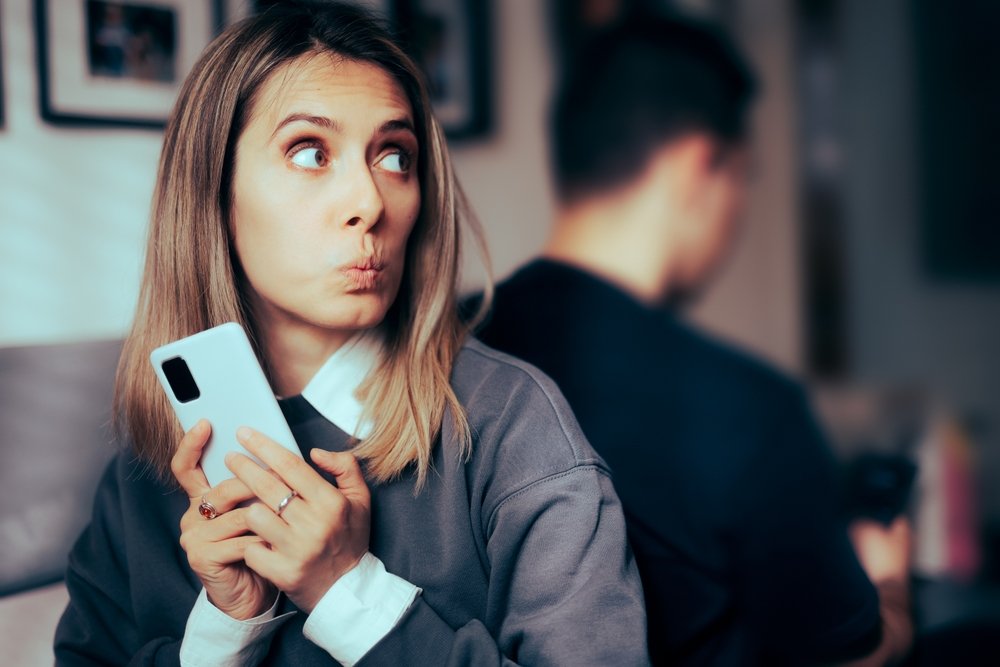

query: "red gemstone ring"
(198, 496), (219, 520)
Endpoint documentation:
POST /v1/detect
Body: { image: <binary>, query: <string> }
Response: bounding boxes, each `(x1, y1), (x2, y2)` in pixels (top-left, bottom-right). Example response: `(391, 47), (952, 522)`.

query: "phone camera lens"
(162, 357), (201, 403)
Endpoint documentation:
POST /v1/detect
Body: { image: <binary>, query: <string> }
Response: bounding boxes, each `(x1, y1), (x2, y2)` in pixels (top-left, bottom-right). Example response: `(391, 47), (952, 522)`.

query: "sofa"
(0, 339), (122, 664)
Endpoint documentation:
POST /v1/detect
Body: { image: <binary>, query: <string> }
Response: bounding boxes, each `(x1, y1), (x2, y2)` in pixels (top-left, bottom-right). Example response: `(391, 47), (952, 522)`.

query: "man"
(475, 13), (912, 666)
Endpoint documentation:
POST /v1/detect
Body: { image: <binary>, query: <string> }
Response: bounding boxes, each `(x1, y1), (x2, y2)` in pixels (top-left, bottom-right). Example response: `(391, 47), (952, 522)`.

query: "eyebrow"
(378, 118), (416, 136)
(271, 113), (340, 140)
(270, 113), (416, 140)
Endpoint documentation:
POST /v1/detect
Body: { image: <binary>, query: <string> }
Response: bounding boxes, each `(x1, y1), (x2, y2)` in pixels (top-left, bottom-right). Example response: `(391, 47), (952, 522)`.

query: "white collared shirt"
(300, 329), (381, 440)
(179, 331), (420, 667)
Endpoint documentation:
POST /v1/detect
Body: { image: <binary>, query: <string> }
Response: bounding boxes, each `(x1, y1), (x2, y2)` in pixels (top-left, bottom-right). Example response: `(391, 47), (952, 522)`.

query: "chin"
(319, 301), (392, 332)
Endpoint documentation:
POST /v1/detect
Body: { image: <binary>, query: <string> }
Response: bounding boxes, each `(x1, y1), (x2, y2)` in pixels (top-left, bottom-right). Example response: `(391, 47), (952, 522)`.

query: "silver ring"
(198, 496), (219, 520)
(275, 490), (299, 517)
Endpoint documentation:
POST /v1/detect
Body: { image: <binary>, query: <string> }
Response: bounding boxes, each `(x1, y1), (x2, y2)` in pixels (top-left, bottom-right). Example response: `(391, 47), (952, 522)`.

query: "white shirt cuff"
(303, 552), (420, 666)
(179, 588), (293, 667)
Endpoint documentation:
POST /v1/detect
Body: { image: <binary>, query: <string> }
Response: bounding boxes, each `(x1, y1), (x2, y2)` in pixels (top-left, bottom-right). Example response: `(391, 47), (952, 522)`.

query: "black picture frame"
(914, 0), (1000, 282)
(395, 0), (492, 140)
(34, 0), (226, 128)
(218, 0), (255, 33)
(0, 13), (5, 131)
(254, 0), (493, 140)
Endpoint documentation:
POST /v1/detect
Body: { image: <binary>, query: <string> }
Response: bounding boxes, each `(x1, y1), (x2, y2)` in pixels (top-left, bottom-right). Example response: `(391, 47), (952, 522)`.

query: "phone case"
(149, 322), (301, 487)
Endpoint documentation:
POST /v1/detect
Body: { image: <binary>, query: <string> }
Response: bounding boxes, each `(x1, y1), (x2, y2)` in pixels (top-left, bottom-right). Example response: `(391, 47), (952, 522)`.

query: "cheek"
(231, 188), (305, 286)
(376, 182), (420, 262)
(396, 188), (422, 244)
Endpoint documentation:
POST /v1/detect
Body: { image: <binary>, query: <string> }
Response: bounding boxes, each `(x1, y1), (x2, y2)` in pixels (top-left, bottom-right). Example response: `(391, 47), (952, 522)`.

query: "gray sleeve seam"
(465, 343), (599, 465)
(485, 464), (611, 535)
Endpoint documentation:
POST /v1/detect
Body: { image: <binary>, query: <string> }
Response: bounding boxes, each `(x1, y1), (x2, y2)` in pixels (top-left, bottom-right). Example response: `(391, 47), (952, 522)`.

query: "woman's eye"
(290, 146), (327, 169)
(379, 151), (411, 174)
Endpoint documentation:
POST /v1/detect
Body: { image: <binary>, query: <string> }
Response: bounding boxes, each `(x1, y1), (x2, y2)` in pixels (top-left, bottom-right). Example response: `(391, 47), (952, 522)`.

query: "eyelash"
(286, 138), (326, 167)
(384, 145), (415, 172)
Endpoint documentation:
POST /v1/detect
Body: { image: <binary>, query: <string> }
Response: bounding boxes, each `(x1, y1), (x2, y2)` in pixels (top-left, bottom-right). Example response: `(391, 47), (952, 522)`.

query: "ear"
(672, 140), (749, 295)
(702, 141), (749, 208)
(670, 134), (717, 173)
(647, 135), (715, 203)
(678, 135), (735, 191)
(699, 141), (752, 209)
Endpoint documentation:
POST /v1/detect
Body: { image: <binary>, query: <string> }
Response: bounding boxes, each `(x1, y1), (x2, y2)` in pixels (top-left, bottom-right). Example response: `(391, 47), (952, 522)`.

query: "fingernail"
(225, 452), (236, 466)
(236, 426), (252, 442)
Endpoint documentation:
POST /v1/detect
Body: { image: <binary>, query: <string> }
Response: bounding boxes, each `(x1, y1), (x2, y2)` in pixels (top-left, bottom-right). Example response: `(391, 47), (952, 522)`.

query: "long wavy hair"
(114, 1), (491, 489)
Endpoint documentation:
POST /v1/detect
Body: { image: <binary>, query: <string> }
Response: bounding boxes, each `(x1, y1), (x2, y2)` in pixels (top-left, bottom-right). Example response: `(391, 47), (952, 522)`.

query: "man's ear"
(652, 135), (717, 201)
(679, 135), (747, 193)
(680, 134), (720, 174)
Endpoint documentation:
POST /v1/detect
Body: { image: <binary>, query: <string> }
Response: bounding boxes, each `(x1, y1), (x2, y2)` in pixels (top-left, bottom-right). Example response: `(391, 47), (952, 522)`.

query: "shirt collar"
(300, 329), (383, 439)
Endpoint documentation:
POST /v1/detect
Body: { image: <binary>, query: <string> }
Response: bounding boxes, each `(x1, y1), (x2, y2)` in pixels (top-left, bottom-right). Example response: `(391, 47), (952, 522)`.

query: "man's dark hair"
(550, 12), (758, 203)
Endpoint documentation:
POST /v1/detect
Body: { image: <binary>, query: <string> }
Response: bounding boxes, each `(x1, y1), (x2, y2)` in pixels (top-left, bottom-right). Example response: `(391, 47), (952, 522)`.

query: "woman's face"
(230, 53), (421, 346)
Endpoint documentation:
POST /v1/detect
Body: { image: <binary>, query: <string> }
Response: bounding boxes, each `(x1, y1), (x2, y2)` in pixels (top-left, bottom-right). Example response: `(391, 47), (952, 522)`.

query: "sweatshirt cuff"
(179, 588), (293, 667)
(303, 552), (420, 666)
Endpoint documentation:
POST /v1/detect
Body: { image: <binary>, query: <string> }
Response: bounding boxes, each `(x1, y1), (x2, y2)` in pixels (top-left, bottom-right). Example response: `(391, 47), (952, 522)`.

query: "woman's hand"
(172, 420), (278, 620)
(225, 427), (372, 614)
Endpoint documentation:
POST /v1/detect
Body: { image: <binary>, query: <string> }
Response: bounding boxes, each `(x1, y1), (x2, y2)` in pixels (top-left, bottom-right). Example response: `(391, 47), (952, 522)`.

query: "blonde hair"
(114, 1), (492, 488)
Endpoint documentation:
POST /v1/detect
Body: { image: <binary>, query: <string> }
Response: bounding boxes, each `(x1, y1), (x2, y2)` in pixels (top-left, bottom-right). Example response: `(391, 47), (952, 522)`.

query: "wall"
(0, 0), (158, 345)
(688, 0), (803, 372)
(842, 0), (1000, 515)
(0, 0), (554, 346)
(1, 0), (803, 379)
(451, 0), (556, 291)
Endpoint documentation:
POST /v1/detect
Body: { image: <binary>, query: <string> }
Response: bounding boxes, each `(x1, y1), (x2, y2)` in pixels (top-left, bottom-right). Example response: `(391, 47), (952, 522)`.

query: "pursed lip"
(341, 256), (385, 290)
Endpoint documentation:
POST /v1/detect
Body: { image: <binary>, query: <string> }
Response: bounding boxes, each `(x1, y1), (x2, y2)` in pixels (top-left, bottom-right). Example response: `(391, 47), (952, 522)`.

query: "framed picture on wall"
(395, 0), (492, 139)
(220, 0), (256, 31)
(34, 0), (223, 128)
(253, 1), (395, 25)
(253, 0), (492, 140)
(0, 20), (5, 130)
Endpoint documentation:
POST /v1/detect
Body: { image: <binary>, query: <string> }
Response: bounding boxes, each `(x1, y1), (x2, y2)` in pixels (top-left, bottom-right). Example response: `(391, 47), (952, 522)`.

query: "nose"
(341, 162), (385, 231)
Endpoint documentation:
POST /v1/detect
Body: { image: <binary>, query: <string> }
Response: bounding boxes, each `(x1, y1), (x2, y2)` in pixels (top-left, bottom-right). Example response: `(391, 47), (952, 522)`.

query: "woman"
(55, 2), (648, 665)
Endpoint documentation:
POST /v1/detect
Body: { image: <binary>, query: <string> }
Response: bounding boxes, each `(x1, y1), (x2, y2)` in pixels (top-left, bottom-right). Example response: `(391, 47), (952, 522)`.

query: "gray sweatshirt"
(55, 339), (650, 665)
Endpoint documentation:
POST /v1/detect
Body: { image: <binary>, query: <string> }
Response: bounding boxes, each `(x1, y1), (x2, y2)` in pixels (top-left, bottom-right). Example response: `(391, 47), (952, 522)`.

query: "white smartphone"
(149, 322), (302, 487)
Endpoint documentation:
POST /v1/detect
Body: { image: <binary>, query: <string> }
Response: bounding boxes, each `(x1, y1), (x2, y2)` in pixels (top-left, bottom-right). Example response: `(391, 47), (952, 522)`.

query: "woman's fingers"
(225, 451), (297, 511)
(243, 540), (285, 582)
(220, 430), (374, 615)
(311, 449), (370, 506)
(179, 478), (258, 533)
(235, 427), (325, 500)
(204, 477), (258, 514)
(181, 507), (253, 547)
(194, 535), (270, 569)
(170, 419), (212, 497)
(245, 501), (297, 552)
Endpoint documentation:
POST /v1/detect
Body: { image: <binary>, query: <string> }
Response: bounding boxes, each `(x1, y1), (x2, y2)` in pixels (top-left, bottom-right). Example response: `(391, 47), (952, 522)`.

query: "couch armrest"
(0, 581), (68, 665)
(0, 339), (122, 595)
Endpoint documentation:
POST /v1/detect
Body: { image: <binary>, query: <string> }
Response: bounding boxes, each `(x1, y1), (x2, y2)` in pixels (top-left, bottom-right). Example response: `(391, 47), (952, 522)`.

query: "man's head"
(550, 12), (757, 202)
(548, 13), (757, 302)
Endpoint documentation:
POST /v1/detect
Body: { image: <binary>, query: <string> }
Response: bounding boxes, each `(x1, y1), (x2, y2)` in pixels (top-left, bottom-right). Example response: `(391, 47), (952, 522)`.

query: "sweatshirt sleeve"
(55, 458), (185, 666)
(356, 464), (650, 667)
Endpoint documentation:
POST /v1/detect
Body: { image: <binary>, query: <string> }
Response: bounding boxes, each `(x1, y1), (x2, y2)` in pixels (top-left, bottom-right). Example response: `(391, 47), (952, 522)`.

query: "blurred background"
(1, 0), (999, 659)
